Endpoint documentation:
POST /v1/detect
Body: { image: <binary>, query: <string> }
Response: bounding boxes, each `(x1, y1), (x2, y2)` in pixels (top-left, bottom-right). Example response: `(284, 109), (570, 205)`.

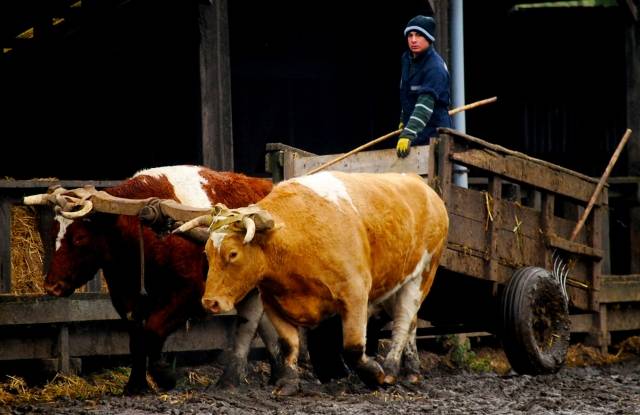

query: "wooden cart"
(266, 128), (609, 374)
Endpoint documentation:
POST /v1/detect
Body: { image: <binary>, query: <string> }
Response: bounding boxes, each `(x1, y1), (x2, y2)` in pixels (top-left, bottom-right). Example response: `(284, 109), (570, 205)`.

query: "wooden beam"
(545, 233), (604, 259)
(198, 0), (233, 171)
(443, 129), (600, 184)
(293, 146), (429, 176)
(0, 316), (238, 361)
(570, 307), (640, 333)
(0, 179), (122, 189)
(450, 148), (602, 203)
(0, 294), (119, 325)
(600, 274), (640, 303)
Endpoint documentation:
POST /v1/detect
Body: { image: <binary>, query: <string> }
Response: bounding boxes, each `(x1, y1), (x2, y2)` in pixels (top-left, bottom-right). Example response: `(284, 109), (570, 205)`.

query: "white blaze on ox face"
(209, 226), (229, 253)
(54, 215), (73, 251)
(134, 165), (212, 208)
(291, 172), (358, 212)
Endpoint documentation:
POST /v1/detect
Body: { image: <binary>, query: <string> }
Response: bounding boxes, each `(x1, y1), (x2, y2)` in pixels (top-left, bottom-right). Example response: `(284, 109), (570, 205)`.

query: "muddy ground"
(3, 342), (640, 415)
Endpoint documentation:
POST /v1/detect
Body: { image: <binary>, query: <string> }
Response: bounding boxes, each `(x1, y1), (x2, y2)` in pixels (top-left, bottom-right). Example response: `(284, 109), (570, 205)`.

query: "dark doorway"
(228, 0), (432, 175)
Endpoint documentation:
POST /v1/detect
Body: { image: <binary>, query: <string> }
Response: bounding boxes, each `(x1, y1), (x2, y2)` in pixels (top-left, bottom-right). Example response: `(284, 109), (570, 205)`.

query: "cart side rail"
(433, 129), (605, 312)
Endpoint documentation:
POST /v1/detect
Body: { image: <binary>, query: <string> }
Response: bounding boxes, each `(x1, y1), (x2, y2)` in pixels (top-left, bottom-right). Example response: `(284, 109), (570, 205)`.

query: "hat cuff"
(404, 25), (435, 42)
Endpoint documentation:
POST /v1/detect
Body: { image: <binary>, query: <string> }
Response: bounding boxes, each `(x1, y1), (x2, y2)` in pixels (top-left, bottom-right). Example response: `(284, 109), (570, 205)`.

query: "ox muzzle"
(44, 279), (74, 297)
(201, 296), (234, 314)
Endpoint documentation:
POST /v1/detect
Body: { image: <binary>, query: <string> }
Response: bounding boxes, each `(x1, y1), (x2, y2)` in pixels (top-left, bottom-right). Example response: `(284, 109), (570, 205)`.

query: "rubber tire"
(501, 266), (570, 375)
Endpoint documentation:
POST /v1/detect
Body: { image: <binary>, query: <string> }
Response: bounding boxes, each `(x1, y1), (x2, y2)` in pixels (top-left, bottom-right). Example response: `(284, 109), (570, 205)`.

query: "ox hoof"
(216, 354), (247, 388)
(383, 374), (397, 385)
(149, 361), (177, 390)
(273, 379), (300, 396)
(405, 373), (421, 384)
(272, 365), (300, 396)
(268, 359), (289, 386)
(356, 359), (385, 389)
(123, 379), (150, 396)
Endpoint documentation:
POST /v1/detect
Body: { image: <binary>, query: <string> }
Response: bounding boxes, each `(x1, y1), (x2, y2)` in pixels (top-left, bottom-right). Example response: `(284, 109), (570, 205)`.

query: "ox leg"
(144, 290), (203, 391)
(306, 315), (349, 383)
(382, 278), (423, 385)
(217, 290), (262, 388)
(402, 322), (421, 383)
(257, 312), (286, 385)
(341, 301), (385, 388)
(124, 323), (150, 395)
(262, 301), (300, 396)
(145, 330), (176, 391)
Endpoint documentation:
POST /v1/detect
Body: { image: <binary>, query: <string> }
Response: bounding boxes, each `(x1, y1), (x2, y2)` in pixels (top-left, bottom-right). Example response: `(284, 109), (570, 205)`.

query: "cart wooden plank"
(292, 146), (429, 176)
(450, 149), (601, 203)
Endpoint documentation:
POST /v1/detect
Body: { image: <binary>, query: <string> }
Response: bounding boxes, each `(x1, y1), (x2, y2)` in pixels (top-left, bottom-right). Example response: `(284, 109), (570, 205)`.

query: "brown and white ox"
(177, 171), (449, 394)
(24, 165), (282, 394)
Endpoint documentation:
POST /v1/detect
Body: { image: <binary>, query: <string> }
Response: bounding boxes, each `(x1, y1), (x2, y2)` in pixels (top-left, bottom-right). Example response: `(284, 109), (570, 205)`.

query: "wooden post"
(0, 197), (12, 293)
(590, 191), (603, 313)
(198, 0), (233, 171)
(486, 176), (501, 295)
(437, 135), (453, 206)
(626, 21), (640, 273)
(586, 187), (608, 351)
(588, 304), (610, 353)
(435, 0), (450, 61)
(541, 193), (555, 271)
(57, 325), (71, 373)
(36, 206), (55, 276)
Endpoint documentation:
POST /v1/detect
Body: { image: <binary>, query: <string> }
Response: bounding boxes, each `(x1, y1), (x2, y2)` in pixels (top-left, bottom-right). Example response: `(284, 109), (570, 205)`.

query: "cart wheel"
(501, 266), (570, 375)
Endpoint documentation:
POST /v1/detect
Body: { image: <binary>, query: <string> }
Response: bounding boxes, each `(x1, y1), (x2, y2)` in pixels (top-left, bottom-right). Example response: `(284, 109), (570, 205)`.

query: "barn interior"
(0, 0), (631, 176)
(0, 0), (637, 272)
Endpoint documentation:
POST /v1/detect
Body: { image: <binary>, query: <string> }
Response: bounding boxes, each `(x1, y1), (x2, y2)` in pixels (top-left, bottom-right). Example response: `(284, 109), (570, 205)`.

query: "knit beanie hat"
(404, 15), (436, 42)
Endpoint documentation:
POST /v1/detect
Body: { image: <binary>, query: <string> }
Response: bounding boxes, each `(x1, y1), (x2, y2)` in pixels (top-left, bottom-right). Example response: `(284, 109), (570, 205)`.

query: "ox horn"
(60, 200), (94, 219)
(23, 186), (67, 206)
(242, 216), (256, 244)
(174, 215), (213, 234)
(240, 208), (274, 244)
(23, 194), (53, 205)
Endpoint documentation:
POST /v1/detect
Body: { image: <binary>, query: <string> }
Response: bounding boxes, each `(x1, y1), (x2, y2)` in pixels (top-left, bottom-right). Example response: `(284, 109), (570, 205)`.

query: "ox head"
(24, 186), (112, 296)
(24, 186), (205, 296)
(175, 203), (275, 314)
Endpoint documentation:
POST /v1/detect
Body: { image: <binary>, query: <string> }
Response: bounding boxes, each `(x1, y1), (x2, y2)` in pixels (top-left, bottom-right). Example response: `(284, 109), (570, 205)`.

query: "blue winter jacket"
(399, 46), (452, 145)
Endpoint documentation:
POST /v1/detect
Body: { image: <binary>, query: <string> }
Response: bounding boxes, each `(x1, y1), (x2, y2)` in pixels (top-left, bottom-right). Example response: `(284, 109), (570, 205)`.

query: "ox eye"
(228, 250), (238, 262)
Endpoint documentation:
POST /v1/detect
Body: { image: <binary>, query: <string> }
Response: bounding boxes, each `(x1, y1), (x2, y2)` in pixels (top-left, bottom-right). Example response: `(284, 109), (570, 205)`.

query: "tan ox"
(177, 171), (449, 394)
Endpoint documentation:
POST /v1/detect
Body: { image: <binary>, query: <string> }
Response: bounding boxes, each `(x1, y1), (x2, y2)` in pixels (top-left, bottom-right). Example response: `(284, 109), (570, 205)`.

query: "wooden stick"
(306, 96), (498, 175)
(448, 96), (497, 116)
(569, 128), (633, 242)
(306, 129), (401, 175)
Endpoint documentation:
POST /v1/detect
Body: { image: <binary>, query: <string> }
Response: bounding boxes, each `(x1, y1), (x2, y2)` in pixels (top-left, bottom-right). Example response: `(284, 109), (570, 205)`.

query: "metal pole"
(451, 0), (468, 188)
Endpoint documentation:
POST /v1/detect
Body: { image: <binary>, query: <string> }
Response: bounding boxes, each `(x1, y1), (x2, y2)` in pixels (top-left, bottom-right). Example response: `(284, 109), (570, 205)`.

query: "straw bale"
(9, 206), (45, 295)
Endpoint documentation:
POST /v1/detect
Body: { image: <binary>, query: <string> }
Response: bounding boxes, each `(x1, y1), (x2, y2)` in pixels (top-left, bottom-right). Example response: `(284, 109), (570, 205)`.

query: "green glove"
(398, 121), (404, 130)
(396, 138), (411, 158)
